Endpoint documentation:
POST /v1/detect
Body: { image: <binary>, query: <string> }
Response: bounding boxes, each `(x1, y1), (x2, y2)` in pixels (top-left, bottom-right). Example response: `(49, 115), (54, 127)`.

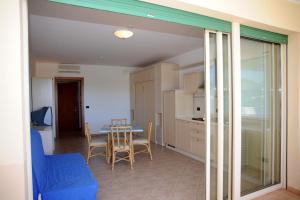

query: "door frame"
(54, 77), (85, 137)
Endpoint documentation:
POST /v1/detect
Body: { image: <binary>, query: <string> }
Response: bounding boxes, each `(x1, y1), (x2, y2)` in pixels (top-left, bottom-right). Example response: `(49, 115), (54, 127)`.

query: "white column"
(280, 44), (287, 189)
(231, 22), (242, 200)
(287, 33), (300, 192)
(216, 31), (224, 200)
(205, 30), (211, 200)
(0, 0), (31, 200)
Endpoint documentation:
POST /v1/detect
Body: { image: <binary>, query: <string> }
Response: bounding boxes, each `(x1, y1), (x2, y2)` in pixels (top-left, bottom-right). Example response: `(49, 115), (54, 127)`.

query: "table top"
(97, 124), (144, 134)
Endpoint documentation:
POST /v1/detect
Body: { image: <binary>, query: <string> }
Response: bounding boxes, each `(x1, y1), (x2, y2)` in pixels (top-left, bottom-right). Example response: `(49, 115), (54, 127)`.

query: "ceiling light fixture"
(114, 29), (134, 39)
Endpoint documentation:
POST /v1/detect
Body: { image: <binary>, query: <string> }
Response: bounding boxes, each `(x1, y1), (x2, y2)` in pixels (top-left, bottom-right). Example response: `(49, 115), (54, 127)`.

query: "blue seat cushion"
(41, 153), (98, 200)
(31, 128), (48, 193)
(31, 129), (98, 200)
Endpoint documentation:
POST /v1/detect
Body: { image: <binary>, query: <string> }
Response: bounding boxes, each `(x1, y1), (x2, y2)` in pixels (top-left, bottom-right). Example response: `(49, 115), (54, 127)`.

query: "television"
(31, 106), (53, 126)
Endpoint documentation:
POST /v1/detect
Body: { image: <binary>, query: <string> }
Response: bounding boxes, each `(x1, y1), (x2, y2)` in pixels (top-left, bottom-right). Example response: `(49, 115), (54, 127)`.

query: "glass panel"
(223, 34), (231, 200)
(273, 45), (281, 184)
(240, 38), (281, 196)
(209, 32), (218, 200)
(206, 32), (232, 200)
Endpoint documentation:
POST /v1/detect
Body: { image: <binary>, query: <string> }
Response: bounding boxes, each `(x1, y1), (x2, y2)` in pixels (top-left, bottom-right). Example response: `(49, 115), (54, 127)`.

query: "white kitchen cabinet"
(175, 119), (190, 151)
(164, 91), (176, 147)
(175, 119), (183, 149)
(190, 123), (205, 159)
(134, 81), (155, 140)
(163, 90), (193, 147)
(183, 72), (204, 93)
(135, 82), (145, 128)
(174, 118), (205, 160)
(163, 89), (193, 145)
(131, 63), (179, 144)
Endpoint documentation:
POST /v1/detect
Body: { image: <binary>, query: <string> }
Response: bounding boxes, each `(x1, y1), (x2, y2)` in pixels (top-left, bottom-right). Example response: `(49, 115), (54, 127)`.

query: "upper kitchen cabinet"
(130, 63), (179, 145)
(183, 71), (204, 93)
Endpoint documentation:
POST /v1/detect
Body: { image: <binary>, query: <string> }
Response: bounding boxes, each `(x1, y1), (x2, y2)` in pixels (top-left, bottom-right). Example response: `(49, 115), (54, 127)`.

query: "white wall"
(31, 78), (54, 111)
(82, 65), (137, 131)
(146, 0), (300, 33)
(0, 1), (31, 200)
(32, 62), (137, 132)
(287, 33), (300, 192)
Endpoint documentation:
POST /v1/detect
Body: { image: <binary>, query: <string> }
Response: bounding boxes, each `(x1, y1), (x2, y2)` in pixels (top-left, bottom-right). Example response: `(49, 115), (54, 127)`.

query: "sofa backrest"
(31, 128), (47, 198)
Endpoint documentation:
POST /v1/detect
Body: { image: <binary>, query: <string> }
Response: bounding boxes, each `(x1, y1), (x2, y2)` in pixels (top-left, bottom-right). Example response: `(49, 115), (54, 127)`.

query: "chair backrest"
(30, 129), (47, 198)
(111, 118), (127, 126)
(85, 122), (92, 144)
(110, 126), (132, 150)
(147, 121), (153, 142)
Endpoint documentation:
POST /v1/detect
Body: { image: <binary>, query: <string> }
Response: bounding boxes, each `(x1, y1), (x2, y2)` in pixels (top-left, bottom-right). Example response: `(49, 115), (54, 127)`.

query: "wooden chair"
(132, 121), (153, 160)
(85, 123), (108, 164)
(110, 126), (134, 170)
(111, 118), (127, 126)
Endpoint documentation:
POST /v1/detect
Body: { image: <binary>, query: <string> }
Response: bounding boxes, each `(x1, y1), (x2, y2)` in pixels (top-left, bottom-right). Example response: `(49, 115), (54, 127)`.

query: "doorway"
(27, 2), (288, 200)
(55, 77), (84, 137)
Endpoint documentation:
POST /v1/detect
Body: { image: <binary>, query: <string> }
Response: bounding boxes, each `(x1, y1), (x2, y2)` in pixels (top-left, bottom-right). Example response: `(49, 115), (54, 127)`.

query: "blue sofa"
(31, 129), (98, 200)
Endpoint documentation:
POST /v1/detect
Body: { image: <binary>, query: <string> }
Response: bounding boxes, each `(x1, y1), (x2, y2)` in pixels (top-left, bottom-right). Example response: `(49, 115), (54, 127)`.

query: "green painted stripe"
(49, 0), (232, 32)
(240, 25), (288, 44)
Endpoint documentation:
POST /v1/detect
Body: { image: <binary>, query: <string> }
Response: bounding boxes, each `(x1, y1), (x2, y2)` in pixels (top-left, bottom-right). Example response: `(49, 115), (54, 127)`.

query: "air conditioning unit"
(58, 64), (81, 73)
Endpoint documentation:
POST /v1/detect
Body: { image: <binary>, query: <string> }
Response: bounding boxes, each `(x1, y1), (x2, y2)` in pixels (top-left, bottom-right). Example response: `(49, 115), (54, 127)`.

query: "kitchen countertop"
(176, 116), (205, 124)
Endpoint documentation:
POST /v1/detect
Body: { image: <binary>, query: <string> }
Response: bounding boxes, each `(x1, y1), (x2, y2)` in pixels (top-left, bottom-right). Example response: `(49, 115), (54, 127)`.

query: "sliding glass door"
(205, 30), (232, 200)
(240, 38), (282, 196)
(205, 32), (285, 200)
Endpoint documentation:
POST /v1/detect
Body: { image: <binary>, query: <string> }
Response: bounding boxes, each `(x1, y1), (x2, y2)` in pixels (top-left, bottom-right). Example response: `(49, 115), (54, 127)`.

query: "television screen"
(31, 106), (52, 126)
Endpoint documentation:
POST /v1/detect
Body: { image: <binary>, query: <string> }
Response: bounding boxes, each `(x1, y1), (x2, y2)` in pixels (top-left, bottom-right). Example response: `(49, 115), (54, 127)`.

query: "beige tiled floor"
(55, 135), (205, 200)
(254, 189), (300, 200)
(55, 135), (300, 200)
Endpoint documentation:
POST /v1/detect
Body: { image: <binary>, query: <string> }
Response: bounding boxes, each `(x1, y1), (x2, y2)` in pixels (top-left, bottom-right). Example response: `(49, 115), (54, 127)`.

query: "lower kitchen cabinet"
(175, 119), (205, 160)
(190, 124), (205, 159)
(175, 119), (190, 152)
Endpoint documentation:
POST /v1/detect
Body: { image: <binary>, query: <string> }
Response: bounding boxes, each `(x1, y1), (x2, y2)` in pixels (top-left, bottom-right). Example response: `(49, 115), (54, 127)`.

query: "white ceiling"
(28, 0), (204, 67)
